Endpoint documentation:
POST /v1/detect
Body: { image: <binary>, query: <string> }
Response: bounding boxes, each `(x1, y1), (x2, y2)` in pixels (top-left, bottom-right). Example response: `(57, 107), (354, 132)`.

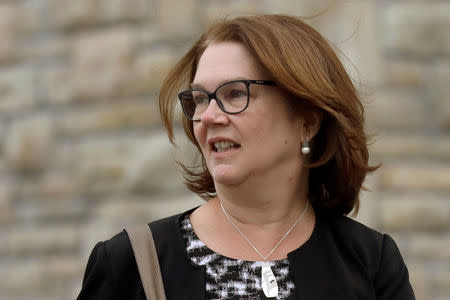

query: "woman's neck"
(190, 166), (315, 261)
(213, 167), (310, 227)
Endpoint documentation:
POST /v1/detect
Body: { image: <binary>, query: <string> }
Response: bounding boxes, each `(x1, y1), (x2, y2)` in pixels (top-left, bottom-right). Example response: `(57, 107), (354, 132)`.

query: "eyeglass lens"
(180, 81), (249, 120)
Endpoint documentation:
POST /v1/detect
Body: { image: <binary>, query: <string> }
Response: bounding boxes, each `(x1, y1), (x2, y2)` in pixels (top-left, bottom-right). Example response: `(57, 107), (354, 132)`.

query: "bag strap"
(126, 225), (167, 300)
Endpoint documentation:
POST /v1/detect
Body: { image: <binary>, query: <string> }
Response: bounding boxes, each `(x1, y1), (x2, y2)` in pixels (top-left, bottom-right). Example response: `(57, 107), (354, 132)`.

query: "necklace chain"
(219, 199), (309, 261)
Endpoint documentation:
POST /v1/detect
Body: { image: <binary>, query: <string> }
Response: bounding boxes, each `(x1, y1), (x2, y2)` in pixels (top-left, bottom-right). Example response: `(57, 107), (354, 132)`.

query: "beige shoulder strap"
(126, 225), (167, 300)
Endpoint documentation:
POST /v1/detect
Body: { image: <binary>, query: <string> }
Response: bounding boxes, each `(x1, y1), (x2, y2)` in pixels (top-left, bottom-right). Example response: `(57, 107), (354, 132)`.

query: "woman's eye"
(230, 90), (248, 98)
(193, 94), (208, 105)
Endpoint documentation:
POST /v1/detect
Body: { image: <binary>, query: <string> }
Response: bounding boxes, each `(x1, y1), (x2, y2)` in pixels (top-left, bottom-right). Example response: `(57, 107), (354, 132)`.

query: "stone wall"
(0, 0), (448, 299)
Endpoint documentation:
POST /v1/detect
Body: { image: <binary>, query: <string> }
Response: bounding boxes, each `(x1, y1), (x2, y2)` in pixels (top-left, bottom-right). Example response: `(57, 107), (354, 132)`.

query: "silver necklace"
(219, 199), (309, 298)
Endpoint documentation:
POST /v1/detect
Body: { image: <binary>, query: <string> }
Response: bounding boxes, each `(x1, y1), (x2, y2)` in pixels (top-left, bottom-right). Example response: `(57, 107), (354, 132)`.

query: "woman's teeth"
(213, 141), (239, 152)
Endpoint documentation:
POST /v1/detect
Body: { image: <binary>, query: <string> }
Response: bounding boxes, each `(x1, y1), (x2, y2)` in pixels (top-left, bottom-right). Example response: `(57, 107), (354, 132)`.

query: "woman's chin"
(211, 167), (245, 186)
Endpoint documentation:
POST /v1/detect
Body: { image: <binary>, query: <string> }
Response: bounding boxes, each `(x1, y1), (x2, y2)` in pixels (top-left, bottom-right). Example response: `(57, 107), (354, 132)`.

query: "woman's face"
(193, 41), (304, 186)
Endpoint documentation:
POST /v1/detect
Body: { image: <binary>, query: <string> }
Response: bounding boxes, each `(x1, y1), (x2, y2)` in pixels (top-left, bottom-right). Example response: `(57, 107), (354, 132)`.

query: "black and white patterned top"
(180, 214), (296, 299)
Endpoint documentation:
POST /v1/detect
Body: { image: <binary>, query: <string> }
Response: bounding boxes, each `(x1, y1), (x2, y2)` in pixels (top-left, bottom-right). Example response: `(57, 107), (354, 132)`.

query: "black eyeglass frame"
(178, 79), (277, 121)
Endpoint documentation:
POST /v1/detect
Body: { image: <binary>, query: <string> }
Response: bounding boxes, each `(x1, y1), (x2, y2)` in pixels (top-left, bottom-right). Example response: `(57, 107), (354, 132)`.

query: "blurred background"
(0, 0), (449, 299)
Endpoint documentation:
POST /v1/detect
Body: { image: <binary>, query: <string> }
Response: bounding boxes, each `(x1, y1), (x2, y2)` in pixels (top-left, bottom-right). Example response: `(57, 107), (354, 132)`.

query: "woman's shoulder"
(323, 213), (390, 263)
(325, 213), (384, 245)
(318, 211), (406, 278)
(77, 208), (196, 299)
(324, 213), (414, 298)
(104, 207), (195, 256)
(77, 230), (142, 299)
(84, 208), (194, 276)
(148, 208), (191, 232)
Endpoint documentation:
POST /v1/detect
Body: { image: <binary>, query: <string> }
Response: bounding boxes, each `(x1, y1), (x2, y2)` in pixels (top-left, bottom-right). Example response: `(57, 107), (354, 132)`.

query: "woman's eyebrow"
(189, 82), (205, 89)
(190, 77), (249, 89)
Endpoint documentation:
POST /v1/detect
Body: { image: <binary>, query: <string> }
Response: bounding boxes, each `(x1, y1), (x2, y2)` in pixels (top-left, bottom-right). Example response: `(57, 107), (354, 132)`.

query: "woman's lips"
(208, 137), (240, 151)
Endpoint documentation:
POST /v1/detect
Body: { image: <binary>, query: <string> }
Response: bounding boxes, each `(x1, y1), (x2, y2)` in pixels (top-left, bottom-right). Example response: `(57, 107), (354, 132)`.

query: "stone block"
(146, 194), (204, 220)
(121, 132), (188, 193)
(17, 0), (56, 35)
(383, 3), (450, 57)
(60, 133), (192, 195)
(95, 197), (156, 223)
(52, 0), (101, 30)
(0, 256), (82, 295)
(370, 135), (450, 160)
(52, 0), (152, 30)
(260, 0), (329, 16)
(73, 27), (136, 70)
(0, 66), (35, 116)
(58, 135), (141, 169)
(56, 100), (159, 136)
(99, 0), (149, 23)
(17, 36), (68, 61)
(42, 256), (84, 280)
(135, 25), (160, 46)
(408, 263), (431, 300)
(440, 103), (450, 130)
(17, 200), (84, 223)
(352, 173), (380, 229)
(365, 91), (428, 130)
(15, 175), (82, 221)
(66, 137), (144, 195)
(345, 0), (382, 86)
(0, 183), (14, 224)
(203, 1), (260, 26)
(17, 0), (99, 34)
(433, 269), (450, 296)
(0, 3), (18, 62)
(379, 163), (450, 192)
(96, 194), (202, 224)
(118, 48), (179, 96)
(0, 260), (42, 294)
(35, 172), (78, 200)
(304, 0), (383, 86)
(386, 60), (426, 88)
(434, 295), (450, 300)
(0, 121), (4, 151)
(79, 220), (123, 259)
(4, 115), (53, 173)
(72, 26), (138, 100)
(39, 65), (75, 105)
(76, 159), (127, 196)
(4, 226), (79, 256)
(431, 64), (450, 130)
(409, 234), (450, 260)
(380, 194), (450, 230)
(155, 0), (198, 37)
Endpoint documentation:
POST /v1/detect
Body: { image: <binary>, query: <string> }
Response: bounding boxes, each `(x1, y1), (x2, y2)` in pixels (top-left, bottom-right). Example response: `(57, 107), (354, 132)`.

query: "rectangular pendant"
(261, 262), (278, 298)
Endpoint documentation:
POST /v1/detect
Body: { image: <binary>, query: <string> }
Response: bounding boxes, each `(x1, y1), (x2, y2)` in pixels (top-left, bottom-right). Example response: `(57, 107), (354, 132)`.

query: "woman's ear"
(301, 109), (322, 140)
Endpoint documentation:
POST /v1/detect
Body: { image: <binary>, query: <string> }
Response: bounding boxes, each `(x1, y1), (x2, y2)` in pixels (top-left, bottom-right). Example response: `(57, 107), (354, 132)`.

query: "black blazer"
(77, 207), (415, 299)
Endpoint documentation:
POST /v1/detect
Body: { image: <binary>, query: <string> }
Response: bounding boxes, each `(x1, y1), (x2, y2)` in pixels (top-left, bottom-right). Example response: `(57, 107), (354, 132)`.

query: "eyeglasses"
(178, 79), (276, 121)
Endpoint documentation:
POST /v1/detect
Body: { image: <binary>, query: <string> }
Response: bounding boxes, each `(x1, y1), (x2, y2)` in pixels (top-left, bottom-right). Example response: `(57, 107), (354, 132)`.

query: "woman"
(77, 14), (415, 299)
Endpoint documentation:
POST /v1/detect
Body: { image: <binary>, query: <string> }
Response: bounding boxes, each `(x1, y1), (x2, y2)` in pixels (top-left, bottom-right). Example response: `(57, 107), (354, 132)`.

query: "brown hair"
(159, 14), (378, 216)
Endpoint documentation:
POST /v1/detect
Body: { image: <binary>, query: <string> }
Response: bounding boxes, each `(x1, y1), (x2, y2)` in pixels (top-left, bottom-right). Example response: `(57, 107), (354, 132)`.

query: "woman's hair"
(159, 14), (378, 216)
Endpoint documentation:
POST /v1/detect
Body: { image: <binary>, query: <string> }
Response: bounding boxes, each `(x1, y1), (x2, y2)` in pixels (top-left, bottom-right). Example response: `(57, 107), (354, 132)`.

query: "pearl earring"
(301, 140), (310, 155)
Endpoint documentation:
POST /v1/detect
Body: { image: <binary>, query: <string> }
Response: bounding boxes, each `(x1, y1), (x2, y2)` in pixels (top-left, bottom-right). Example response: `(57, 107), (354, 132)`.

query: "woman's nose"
(200, 99), (228, 125)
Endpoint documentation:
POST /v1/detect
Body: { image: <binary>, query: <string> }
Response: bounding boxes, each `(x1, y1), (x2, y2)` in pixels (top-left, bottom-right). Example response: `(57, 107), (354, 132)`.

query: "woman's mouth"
(213, 141), (241, 152)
